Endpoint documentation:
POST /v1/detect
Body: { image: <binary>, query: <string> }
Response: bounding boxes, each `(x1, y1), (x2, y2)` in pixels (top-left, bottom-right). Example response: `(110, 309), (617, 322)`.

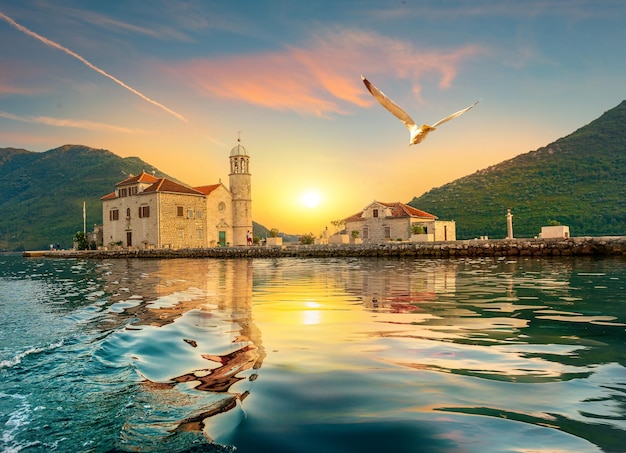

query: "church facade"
(100, 142), (252, 249)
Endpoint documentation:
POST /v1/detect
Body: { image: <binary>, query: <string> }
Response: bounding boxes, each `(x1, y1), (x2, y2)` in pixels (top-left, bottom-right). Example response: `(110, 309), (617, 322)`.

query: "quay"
(24, 236), (626, 259)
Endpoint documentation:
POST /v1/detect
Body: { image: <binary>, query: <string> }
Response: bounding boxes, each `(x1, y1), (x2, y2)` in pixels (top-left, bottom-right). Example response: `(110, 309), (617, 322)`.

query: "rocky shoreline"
(24, 236), (626, 259)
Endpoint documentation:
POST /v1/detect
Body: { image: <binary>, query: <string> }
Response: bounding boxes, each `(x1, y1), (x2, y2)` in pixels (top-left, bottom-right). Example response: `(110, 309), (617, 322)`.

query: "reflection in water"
(1, 255), (624, 452)
(95, 259), (265, 446)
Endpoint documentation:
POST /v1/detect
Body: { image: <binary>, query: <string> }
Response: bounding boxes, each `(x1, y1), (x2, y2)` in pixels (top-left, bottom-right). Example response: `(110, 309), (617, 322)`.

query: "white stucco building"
(101, 141), (252, 249)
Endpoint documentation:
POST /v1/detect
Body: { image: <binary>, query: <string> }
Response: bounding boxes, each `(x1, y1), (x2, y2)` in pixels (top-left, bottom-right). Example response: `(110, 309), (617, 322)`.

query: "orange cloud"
(175, 28), (484, 116)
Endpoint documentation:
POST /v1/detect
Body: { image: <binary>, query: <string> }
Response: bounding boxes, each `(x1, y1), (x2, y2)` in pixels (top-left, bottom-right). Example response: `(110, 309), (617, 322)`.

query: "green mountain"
(0, 145), (173, 251)
(409, 100), (626, 239)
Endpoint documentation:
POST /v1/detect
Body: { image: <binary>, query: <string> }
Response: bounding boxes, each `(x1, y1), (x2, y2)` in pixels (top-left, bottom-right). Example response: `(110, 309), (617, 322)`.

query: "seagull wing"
(362, 75), (417, 130)
(432, 100), (479, 128)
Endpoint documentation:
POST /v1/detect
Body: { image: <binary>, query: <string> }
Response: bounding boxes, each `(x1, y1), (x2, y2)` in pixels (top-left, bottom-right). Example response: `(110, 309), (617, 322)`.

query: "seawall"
(25, 236), (626, 259)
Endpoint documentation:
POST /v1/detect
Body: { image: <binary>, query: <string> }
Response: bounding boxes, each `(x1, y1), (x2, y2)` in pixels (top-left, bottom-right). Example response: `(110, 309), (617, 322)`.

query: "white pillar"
(506, 208), (514, 239)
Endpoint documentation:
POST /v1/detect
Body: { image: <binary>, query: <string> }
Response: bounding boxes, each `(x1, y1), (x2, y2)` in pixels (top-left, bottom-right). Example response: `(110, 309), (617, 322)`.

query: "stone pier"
(26, 236), (626, 259)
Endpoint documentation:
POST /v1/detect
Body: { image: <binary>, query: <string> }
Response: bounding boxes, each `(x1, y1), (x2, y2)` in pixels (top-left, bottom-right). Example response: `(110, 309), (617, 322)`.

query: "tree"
(73, 231), (88, 250)
(330, 219), (345, 233)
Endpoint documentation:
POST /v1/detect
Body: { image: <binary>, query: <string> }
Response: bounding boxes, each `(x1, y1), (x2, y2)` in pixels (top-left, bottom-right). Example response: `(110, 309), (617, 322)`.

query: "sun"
(300, 191), (321, 208)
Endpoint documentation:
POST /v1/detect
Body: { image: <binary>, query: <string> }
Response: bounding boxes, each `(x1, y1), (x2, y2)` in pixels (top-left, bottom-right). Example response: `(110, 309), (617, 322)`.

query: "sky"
(1, 0), (624, 235)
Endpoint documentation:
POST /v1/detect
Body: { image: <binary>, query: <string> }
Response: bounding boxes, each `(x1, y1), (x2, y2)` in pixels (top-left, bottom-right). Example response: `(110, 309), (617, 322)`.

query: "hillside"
(0, 145), (174, 251)
(409, 100), (626, 239)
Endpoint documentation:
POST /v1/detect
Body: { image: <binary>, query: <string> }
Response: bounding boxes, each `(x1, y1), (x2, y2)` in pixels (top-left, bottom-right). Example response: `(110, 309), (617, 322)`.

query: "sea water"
(0, 254), (624, 452)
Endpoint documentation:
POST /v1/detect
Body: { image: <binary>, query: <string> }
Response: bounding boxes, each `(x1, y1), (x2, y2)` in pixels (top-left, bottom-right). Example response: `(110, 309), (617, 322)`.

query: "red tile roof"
(379, 201), (437, 219)
(143, 178), (205, 195)
(344, 201), (437, 222)
(194, 184), (222, 195)
(103, 172), (219, 199)
(116, 170), (159, 186)
(100, 192), (116, 201)
(344, 211), (366, 223)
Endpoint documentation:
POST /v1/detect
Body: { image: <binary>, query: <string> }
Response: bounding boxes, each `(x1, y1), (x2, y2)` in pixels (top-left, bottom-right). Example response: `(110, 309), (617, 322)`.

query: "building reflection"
(98, 258), (264, 437)
(341, 261), (458, 312)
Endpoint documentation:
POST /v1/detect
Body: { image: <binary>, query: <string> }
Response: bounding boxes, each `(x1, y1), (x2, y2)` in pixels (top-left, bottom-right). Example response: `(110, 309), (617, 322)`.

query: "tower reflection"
(98, 258), (264, 440)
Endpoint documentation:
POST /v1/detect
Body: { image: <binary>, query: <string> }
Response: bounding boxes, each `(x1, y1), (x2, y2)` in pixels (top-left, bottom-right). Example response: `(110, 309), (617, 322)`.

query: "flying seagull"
(361, 75), (479, 145)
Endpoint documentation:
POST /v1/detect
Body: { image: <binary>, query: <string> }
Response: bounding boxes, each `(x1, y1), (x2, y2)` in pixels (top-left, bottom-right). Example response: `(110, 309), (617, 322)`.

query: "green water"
(1, 255), (625, 452)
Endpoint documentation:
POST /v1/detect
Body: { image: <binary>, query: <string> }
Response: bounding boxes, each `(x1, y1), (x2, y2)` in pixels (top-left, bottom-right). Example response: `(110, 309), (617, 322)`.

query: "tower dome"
(230, 143), (248, 156)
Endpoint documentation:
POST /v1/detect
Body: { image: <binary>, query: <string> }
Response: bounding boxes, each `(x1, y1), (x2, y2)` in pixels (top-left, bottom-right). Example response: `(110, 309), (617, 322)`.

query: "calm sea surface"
(1, 254), (625, 453)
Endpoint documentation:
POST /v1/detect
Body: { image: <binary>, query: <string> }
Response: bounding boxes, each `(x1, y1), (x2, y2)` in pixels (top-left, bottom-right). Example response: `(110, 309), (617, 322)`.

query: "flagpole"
(83, 201), (86, 235)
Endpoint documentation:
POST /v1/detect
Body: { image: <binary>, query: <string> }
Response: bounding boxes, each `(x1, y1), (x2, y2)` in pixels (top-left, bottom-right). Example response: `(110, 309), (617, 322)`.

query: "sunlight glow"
(300, 191), (321, 208)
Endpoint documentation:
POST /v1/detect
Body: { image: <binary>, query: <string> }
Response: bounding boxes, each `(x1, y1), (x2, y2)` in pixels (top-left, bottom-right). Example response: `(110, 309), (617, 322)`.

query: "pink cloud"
(0, 83), (42, 96)
(175, 28), (484, 117)
(0, 66), (49, 96)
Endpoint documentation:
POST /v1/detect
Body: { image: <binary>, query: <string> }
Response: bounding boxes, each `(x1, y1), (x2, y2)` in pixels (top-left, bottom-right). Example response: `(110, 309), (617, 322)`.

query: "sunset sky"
(1, 1), (624, 235)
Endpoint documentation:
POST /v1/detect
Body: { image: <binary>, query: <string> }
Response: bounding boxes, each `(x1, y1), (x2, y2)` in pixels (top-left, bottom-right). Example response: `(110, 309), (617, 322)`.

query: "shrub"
(300, 233), (315, 244)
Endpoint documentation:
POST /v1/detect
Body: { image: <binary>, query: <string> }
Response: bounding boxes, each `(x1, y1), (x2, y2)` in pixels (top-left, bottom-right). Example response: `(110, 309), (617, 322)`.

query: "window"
(119, 188), (127, 197)
(177, 206), (184, 217)
(130, 186), (137, 195)
(196, 210), (202, 219)
(373, 209), (379, 218)
(384, 226), (391, 239)
(197, 229), (202, 240)
(110, 209), (119, 221)
(187, 209), (194, 219)
(177, 229), (184, 239)
(218, 202), (225, 212)
(139, 206), (150, 218)
(126, 208), (131, 219)
(363, 227), (369, 239)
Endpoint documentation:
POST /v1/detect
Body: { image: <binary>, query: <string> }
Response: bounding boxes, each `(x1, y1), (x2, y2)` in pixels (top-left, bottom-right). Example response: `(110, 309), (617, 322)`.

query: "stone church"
(101, 141), (252, 249)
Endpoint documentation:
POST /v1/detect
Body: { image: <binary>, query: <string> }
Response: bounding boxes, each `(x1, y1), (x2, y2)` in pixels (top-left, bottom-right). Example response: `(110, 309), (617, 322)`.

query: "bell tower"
(229, 136), (252, 246)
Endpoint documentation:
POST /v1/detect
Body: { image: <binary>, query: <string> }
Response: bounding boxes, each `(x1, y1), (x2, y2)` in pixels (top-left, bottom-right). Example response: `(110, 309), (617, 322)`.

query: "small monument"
(506, 209), (514, 239)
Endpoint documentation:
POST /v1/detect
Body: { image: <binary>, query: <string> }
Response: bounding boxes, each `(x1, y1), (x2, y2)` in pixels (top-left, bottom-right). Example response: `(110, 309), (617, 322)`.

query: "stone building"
(343, 201), (456, 244)
(100, 141), (252, 249)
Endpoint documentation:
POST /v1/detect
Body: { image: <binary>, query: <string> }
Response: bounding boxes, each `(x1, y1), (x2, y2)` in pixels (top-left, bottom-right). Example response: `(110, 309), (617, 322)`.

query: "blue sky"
(1, 0), (624, 234)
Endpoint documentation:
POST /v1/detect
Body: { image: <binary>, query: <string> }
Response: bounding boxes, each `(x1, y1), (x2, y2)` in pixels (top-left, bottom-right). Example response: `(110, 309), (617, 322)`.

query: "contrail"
(0, 11), (187, 122)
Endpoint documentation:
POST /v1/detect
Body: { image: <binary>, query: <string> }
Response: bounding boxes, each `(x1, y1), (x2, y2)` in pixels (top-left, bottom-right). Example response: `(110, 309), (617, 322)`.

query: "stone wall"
(36, 236), (626, 259)
(158, 192), (207, 249)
